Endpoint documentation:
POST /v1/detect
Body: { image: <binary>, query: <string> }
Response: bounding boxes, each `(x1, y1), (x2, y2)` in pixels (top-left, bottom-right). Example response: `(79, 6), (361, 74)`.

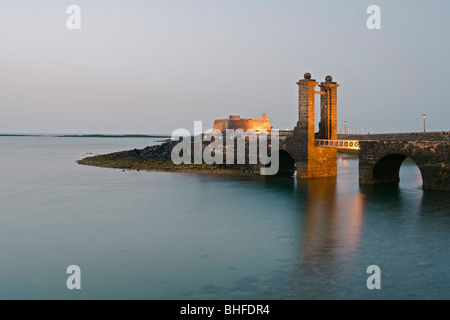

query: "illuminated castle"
(213, 114), (271, 133)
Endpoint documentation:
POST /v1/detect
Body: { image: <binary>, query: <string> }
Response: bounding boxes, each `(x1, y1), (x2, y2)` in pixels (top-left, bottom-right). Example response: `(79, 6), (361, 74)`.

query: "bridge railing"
(315, 139), (360, 150)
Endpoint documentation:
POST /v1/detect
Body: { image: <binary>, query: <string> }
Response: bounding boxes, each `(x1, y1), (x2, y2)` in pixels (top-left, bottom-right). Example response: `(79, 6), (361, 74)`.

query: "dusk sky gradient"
(1, 0), (449, 134)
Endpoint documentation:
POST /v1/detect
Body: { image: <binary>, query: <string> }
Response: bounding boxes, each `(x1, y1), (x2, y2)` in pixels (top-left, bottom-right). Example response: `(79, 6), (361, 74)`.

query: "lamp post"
(422, 114), (426, 132)
(344, 121), (347, 136)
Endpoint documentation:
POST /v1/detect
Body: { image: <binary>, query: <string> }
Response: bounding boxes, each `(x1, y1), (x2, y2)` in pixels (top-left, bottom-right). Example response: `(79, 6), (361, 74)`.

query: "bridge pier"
(285, 73), (339, 179)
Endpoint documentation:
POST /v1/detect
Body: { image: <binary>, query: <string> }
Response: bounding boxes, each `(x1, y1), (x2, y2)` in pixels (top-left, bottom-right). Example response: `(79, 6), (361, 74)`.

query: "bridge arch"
(359, 140), (450, 191)
(371, 153), (424, 185)
(276, 150), (296, 175)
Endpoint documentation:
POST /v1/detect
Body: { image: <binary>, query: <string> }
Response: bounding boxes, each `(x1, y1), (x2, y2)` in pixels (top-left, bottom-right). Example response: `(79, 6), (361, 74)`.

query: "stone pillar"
(287, 73), (316, 178)
(318, 76), (339, 140)
(297, 73), (319, 150)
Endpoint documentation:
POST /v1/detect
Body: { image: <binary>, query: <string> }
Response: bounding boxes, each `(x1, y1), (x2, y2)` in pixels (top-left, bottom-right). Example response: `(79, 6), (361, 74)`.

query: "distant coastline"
(0, 134), (172, 138)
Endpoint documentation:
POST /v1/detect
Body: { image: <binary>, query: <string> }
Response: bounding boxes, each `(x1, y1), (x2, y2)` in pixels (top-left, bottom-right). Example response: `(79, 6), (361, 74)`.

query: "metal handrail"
(315, 139), (360, 150)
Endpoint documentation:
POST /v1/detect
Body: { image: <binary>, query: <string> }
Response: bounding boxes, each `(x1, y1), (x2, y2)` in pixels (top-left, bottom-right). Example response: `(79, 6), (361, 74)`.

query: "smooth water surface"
(0, 136), (449, 299)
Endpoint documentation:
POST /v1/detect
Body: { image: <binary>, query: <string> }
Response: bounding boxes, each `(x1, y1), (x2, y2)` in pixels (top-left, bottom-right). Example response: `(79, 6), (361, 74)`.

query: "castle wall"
(213, 115), (271, 132)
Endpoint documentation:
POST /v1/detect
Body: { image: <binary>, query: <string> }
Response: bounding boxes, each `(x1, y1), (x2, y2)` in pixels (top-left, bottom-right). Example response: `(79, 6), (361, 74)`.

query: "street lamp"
(344, 121), (347, 136)
(422, 114), (426, 132)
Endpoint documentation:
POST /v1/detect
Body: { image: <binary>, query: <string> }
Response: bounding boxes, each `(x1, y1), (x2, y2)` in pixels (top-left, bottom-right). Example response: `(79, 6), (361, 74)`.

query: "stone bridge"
(274, 72), (450, 192)
(358, 140), (450, 191)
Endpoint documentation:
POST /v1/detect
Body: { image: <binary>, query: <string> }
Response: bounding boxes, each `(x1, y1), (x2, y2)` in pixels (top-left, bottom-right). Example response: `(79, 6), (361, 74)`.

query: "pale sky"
(1, 0), (449, 134)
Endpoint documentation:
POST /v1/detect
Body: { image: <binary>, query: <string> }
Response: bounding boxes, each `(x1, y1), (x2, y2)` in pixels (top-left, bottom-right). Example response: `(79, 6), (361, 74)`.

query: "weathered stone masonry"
(284, 73), (339, 178)
(213, 114), (271, 133)
(359, 140), (450, 191)
(342, 132), (450, 142)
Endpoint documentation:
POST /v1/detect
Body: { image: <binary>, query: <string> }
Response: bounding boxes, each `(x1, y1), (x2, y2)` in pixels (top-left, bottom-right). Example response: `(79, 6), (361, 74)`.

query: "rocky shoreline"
(77, 140), (260, 175)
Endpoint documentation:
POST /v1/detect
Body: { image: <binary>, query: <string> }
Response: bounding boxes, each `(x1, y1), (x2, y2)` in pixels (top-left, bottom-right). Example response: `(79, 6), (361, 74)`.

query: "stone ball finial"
(304, 73), (312, 80)
(325, 75), (333, 82)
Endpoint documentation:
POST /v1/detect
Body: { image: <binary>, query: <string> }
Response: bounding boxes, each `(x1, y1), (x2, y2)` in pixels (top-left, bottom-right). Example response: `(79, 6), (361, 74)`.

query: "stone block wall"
(213, 114), (271, 132)
(359, 140), (450, 191)
(285, 73), (338, 178)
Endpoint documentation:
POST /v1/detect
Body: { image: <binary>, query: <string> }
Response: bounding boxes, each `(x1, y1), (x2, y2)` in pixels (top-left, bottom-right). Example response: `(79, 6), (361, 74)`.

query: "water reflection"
(299, 178), (338, 273)
(297, 178), (364, 275)
(420, 189), (450, 217)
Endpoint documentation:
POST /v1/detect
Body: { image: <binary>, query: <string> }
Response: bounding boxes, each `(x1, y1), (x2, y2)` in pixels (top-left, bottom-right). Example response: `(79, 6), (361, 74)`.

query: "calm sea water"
(0, 136), (450, 300)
